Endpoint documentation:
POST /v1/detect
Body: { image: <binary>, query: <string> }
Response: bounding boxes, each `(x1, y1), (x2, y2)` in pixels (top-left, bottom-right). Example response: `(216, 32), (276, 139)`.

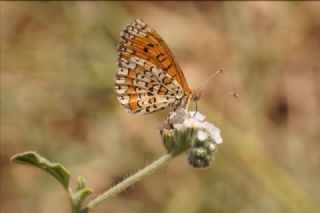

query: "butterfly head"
(191, 88), (202, 102)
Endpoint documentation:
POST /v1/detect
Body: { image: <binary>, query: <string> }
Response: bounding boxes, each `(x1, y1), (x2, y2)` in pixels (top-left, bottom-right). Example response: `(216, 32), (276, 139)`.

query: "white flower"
(170, 109), (187, 124)
(182, 119), (193, 128)
(204, 122), (222, 144)
(189, 111), (206, 122)
(161, 109), (223, 168)
(166, 109), (222, 145)
(197, 130), (208, 141)
(169, 109), (222, 144)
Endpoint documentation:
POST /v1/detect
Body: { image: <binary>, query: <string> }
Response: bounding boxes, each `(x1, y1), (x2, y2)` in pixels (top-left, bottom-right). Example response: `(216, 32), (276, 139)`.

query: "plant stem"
(80, 152), (175, 213)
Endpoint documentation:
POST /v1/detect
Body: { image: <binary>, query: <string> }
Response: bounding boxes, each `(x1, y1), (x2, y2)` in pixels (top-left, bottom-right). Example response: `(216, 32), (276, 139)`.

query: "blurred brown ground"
(1, 2), (320, 213)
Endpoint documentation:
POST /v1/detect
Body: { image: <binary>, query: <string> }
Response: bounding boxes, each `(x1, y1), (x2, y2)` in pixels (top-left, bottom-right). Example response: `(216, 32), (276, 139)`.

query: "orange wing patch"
(119, 18), (192, 95)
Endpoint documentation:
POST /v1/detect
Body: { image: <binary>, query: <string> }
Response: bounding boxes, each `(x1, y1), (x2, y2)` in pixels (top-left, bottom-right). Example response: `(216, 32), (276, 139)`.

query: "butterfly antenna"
(199, 69), (223, 90)
(200, 69), (239, 99)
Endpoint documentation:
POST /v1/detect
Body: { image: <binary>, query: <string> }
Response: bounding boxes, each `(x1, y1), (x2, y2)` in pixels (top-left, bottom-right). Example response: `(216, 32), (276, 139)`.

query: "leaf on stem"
(10, 151), (70, 191)
(75, 176), (93, 202)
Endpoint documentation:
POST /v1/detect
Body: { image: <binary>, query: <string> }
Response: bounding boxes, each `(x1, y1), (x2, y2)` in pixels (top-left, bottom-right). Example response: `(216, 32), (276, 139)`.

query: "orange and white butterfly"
(115, 18), (201, 114)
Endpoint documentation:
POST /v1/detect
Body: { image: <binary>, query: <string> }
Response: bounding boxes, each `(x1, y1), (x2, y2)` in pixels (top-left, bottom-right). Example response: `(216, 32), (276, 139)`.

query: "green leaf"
(76, 176), (93, 202)
(10, 151), (70, 191)
(76, 187), (93, 203)
(76, 176), (87, 191)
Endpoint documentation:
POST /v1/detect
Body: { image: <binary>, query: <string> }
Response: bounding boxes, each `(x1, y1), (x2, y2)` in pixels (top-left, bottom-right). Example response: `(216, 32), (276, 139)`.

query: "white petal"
(170, 109), (187, 124)
(183, 119), (193, 127)
(213, 133), (222, 144)
(189, 111), (206, 121)
(197, 130), (208, 141)
(211, 130), (222, 144)
(192, 120), (206, 128)
(204, 122), (222, 144)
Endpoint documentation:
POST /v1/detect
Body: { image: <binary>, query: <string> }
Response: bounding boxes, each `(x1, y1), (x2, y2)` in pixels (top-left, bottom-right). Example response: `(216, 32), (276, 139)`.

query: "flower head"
(160, 109), (222, 168)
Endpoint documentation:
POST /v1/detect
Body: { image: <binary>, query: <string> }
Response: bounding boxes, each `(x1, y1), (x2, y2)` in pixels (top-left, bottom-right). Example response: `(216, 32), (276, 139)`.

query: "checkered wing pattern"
(115, 18), (192, 114)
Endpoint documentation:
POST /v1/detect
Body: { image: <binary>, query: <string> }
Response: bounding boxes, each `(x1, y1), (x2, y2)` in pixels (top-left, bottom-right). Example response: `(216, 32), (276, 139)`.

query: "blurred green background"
(1, 2), (320, 213)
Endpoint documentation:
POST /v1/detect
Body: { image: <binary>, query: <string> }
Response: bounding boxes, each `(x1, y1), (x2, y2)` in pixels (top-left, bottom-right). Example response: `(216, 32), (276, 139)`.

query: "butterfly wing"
(116, 18), (192, 114)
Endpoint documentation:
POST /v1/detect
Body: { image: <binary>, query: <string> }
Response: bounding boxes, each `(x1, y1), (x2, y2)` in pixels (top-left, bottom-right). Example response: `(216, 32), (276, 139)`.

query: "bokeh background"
(1, 1), (320, 213)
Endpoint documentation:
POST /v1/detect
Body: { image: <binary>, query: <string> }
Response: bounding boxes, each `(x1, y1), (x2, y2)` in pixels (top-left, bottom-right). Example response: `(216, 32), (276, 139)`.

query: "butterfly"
(115, 18), (201, 115)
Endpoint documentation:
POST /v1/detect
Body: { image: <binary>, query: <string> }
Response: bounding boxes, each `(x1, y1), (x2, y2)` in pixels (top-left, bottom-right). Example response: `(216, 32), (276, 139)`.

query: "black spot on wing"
(163, 64), (172, 71)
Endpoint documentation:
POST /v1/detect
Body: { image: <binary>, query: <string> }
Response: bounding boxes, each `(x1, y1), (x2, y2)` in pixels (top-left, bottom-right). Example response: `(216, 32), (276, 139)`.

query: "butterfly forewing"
(116, 18), (192, 114)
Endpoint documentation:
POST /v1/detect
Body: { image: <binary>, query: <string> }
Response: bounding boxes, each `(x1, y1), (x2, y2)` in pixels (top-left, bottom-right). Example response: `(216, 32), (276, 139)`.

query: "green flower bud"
(188, 147), (213, 168)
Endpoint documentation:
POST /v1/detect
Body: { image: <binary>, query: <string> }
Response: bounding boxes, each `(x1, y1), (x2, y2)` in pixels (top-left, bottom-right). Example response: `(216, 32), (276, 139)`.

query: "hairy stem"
(79, 152), (175, 213)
